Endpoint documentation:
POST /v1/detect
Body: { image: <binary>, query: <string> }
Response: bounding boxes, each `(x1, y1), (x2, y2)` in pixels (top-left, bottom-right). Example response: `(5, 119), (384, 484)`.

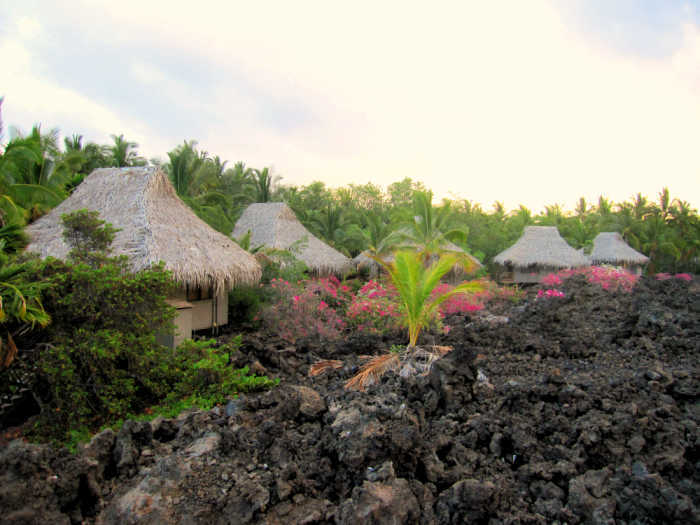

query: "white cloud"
(16, 16), (41, 40)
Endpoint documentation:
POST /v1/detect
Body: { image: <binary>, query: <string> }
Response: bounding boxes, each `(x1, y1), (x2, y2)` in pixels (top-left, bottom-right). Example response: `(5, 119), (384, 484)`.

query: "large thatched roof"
(590, 232), (649, 265)
(25, 167), (261, 291)
(494, 226), (589, 268)
(232, 202), (353, 275)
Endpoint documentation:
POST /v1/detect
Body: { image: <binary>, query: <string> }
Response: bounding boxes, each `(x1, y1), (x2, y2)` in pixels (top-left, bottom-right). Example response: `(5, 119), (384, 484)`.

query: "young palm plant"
(341, 250), (482, 391)
(377, 250), (482, 348)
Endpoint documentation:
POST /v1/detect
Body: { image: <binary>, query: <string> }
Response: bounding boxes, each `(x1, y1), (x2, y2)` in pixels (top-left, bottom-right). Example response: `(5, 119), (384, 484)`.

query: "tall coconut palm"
(109, 134), (146, 167)
(166, 140), (203, 196)
(396, 190), (469, 260)
(252, 167), (280, 203)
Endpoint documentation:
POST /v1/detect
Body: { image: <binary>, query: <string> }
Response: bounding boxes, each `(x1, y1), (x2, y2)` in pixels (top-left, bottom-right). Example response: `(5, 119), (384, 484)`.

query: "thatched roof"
(494, 226), (589, 268)
(25, 167), (261, 291)
(590, 232), (649, 265)
(232, 202), (353, 275)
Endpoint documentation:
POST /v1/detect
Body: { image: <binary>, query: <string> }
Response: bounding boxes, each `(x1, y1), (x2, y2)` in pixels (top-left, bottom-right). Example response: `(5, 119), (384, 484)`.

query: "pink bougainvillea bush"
(541, 266), (640, 293)
(259, 278), (347, 343)
(537, 288), (565, 299)
(346, 280), (402, 335)
(654, 272), (693, 282)
(431, 283), (486, 315)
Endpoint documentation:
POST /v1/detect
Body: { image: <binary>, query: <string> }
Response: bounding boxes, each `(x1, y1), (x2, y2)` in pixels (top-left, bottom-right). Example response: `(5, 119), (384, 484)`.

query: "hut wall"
(514, 267), (552, 284)
(157, 300), (193, 349)
(173, 289), (229, 331)
(173, 305), (193, 347)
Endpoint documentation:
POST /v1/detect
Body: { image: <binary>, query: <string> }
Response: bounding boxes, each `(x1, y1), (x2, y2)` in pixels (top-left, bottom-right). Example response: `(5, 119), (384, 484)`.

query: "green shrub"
(228, 285), (265, 325)
(166, 337), (277, 404)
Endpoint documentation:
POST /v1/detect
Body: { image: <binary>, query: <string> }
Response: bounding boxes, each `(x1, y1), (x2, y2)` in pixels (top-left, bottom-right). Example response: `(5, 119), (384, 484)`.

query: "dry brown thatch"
(590, 232), (649, 266)
(25, 167), (261, 291)
(494, 226), (589, 269)
(232, 202), (353, 276)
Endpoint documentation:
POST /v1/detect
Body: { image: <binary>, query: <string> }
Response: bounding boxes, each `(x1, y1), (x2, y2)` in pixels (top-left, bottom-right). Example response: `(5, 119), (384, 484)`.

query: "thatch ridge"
(494, 226), (589, 268)
(590, 232), (649, 265)
(25, 167), (261, 291)
(232, 202), (353, 275)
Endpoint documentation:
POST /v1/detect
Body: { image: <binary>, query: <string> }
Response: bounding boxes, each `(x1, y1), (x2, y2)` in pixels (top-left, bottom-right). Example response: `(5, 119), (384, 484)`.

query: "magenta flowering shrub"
(346, 280), (402, 335)
(304, 275), (353, 312)
(259, 278), (346, 343)
(537, 288), (565, 298)
(541, 273), (563, 286)
(431, 283), (486, 315)
(541, 266), (640, 293)
(655, 272), (693, 282)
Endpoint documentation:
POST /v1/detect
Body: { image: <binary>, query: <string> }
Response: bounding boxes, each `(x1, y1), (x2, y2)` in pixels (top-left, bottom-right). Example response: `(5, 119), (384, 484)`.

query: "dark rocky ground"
(1, 275), (698, 524)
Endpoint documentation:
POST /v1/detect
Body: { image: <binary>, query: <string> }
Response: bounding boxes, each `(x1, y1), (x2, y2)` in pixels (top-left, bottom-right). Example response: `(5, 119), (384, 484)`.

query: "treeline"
(1, 104), (698, 274)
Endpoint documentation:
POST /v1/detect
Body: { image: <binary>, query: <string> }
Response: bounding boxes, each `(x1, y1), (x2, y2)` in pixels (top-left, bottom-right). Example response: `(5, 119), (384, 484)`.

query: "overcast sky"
(1, 0), (699, 213)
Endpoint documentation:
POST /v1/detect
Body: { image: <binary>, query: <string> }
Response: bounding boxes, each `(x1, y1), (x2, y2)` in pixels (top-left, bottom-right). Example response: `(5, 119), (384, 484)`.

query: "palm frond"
(345, 353), (400, 391)
(309, 359), (343, 377)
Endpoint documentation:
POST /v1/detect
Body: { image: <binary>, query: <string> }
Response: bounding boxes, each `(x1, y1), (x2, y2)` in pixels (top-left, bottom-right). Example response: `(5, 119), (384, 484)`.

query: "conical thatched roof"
(232, 202), (353, 275)
(494, 226), (589, 268)
(590, 232), (649, 265)
(25, 167), (261, 291)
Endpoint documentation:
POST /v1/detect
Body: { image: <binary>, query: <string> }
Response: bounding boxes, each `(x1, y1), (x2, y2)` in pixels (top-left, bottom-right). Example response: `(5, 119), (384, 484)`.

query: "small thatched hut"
(590, 232), (649, 274)
(494, 226), (589, 283)
(25, 167), (261, 347)
(232, 202), (353, 276)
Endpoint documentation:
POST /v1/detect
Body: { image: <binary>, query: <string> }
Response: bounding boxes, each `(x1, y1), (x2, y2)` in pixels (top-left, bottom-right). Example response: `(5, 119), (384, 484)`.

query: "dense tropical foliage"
(1, 102), (698, 272)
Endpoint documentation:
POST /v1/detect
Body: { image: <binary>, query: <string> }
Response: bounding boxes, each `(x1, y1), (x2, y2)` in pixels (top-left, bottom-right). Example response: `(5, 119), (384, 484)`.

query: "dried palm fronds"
(309, 359), (343, 377)
(345, 353), (400, 392)
(0, 333), (18, 370)
(408, 345), (453, 375)
(431, 345), (453, 357)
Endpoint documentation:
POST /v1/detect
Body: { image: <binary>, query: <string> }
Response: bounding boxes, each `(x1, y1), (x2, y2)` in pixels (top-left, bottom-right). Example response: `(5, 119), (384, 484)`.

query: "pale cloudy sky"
(1, 0), (699, 213)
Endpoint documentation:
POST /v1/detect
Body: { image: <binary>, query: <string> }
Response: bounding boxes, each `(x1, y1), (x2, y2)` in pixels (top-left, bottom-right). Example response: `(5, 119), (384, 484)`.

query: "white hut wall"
(514, 267), (553, 283)
(173, 286), (229, 331)
(157, 302), (193, 349)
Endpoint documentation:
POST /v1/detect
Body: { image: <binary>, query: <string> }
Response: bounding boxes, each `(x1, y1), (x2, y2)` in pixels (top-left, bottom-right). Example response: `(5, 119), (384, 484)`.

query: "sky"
(1, 0), (699, 214)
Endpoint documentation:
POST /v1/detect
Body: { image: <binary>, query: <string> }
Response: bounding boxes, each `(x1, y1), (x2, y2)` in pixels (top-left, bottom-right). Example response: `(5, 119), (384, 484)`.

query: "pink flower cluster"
(541, 273), (563, 286)
(346, 280), (402, 334)
(261, 278), (346, 343)
(541, 266), (640, 293)
(431, 283), (485, 315)
(655, 272), (692, 282)
(537, 288), (565, 298)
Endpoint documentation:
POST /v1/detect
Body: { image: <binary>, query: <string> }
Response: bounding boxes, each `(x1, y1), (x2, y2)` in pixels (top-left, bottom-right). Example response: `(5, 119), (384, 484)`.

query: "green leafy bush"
(228, 285), (265, 325)
(165, 337), (278, 404)
(10, 210), (277, 444)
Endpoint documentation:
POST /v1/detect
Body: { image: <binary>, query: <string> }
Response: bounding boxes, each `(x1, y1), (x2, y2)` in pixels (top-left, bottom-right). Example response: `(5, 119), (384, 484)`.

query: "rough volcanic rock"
(0, 275), (697, 523)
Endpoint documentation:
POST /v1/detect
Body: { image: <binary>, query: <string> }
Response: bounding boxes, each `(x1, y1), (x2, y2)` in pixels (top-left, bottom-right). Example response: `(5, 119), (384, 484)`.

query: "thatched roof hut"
(590, 232), (649, 266)
(494, 226), (588, 283)
(26, 167), (261, 292)
(232, 202), (353, 276)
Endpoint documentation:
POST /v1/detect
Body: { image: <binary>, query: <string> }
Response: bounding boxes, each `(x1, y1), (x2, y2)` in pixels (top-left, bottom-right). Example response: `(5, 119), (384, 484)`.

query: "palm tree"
(396, 190), (469, 260)
(0, 127), (67, 220)
(166, 140), (203, 196)
(252, 167), (280, 203)
(343, 250), (483, 391)
(221, 161), (254, 209)
(109, 134), (146, 167)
